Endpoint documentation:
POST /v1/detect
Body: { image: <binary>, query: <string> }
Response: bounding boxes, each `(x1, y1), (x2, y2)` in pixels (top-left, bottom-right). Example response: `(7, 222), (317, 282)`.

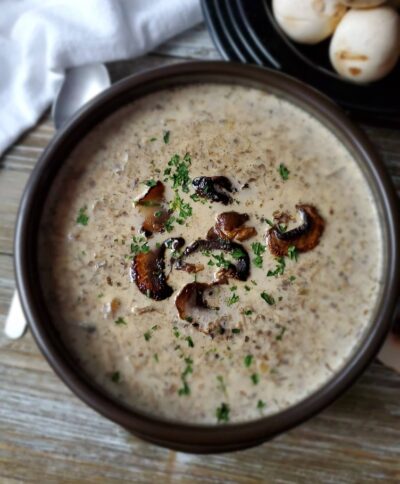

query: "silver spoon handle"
(4, 292), (27, 339)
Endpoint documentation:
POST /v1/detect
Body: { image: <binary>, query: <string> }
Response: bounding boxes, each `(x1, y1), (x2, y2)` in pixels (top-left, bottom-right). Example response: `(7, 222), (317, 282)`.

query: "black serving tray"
(202, 0), (400, 126)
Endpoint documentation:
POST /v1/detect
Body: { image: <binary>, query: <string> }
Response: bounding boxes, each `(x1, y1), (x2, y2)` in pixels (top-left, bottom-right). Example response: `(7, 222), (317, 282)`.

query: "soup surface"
(39, 84), (383, 424)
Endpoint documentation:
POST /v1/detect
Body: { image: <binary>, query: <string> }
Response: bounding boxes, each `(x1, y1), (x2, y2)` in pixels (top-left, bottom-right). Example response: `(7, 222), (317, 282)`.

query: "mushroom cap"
(329, 7), (400, 83)
(339, 0), (386, 7)
(272, 0), (347, 44)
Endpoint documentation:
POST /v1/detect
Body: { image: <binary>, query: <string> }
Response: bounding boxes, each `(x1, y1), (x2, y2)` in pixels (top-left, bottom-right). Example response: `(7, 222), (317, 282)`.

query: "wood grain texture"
(0, 24), (399, 484)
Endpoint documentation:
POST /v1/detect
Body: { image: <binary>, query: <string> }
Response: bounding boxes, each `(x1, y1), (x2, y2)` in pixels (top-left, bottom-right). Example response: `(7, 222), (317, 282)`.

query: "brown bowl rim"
(14, 61), (400, 453)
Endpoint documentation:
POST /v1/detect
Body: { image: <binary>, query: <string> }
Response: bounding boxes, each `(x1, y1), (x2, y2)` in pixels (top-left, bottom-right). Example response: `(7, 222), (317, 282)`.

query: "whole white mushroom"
(272, 0), (347, 44)
(330, 7), (400, 83)
(339, 1), (386, 7)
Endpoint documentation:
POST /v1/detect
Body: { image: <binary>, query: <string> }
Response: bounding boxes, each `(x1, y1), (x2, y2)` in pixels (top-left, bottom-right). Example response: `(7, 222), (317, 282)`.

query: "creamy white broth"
(38, 84), (383, 424)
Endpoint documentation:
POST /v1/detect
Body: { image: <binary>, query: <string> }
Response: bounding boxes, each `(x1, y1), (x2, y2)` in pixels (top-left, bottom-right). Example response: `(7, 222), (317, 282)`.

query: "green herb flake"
(144, 331), (152, 341)
(261, 292), (275, 306)
(111, 371), (120, 383)
(178, 380), (190, 396)
(76, 205), (89, 226)
(244, 309), (253, 316)
(244, 354), (253, 368)
(227, 293), (239, 306)
(278, 224), (287, 233)
(217, 375), (227, 394)
(267, 256), (286, 277)
(97, 293), (104, 298)
(165, 152), (191, 193)
(130, 236), (150, 256)
(178, 357), (193, 396)
(265, 218), (274, 227)
(244, 285), (251, 292)
(153, 353), (159, 363)
(278, 163), (290, 181)
(144, 179), (157, 187)
(163, 130), (170, 144)
(212, 253), (232, 269)
(289, 275), (296, 282)
(232, 328), (241, 334)
(114, 317), (127, 326)
(186, 336), (194, 348)
(216, 403), (230, 423)
(251, 242), (266, 268)
(149, 137), (157, 142)
(251, 373), (260, 385)
(276, 326), (287, 341)
(231, 248), (245, 260)
(154, 210), (162, 217)
(257, 399), (266, 410)
(251, 280), (258, 286)
(169, 191), (192, 221)
(288, 245), (298, 261)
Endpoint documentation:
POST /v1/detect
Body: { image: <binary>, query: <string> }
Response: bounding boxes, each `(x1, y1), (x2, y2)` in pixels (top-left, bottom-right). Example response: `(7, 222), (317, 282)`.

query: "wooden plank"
(0, 170), (30, 255)
(153, 24), (220, 60)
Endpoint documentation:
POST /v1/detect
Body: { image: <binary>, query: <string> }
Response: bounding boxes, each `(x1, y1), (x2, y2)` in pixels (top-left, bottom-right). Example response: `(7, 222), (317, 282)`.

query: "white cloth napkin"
(0, 0), (202, 156)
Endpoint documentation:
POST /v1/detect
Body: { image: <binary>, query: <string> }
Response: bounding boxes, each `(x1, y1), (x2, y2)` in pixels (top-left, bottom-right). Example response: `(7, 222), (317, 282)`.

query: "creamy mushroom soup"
(39, 84), (383, 424)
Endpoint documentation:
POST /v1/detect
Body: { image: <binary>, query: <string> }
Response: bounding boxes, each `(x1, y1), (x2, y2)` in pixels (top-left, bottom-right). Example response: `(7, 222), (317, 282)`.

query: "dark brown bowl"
(14, 62), (400, 453)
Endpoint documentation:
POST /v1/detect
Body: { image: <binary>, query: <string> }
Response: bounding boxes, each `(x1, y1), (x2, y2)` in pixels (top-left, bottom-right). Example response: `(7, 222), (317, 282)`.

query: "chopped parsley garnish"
(244, 285), (251, 292)
(154, 210), (162, 217)
(178, 357), (193, 396)
(178, 380), (190, 396)
(278, 224), (287, 233)
(251, 242), (266, 268)
(278, 163), (290, 181)
(244, 309), (253, 316)
(244, 354), (253, 368)
(164, 152), (191, 193)
(76, 205), (89, 226)
(144, 325), (159, 341)
(216, 403), (230, 423)
(261, 292), (275, 305)
(173, 326), (180, 338)
(289, 275), (296, 282)
(257, 399), (266, 410)
(114, 317), (127, 326)
(267, 257), (286, 277)
(232, 328), (241, 334)
(144, 179), (157, 187)
(164, 216), (176, 232)
(111, 371), (120, 383)
(216, 375), (227, 394)
(97, 293), (104, 298)
(163, 130), (170, 144)
(251, 280), (257, 286)
(186, 336), (194, 348)
(190, 193), (206, 204)
(288, 245), (298, 261)
(265, 218), (274, 227)
(227, 293), (239, 306)
(153, 353), (159, 362)
(211, 252), (232, 269)
(169, 191), (192, 220)
(149, 137), (157, 142)
(251, 373), (260, 385)
(130, 236), (150, 256)
(276, 326), (287, 341)
(231, 248), (246, 260)
(230, 285), (237, 292)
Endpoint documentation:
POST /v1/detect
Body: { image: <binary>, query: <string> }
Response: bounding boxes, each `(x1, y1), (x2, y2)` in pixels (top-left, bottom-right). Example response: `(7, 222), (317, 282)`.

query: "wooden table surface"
(1, 24), (399, 484)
